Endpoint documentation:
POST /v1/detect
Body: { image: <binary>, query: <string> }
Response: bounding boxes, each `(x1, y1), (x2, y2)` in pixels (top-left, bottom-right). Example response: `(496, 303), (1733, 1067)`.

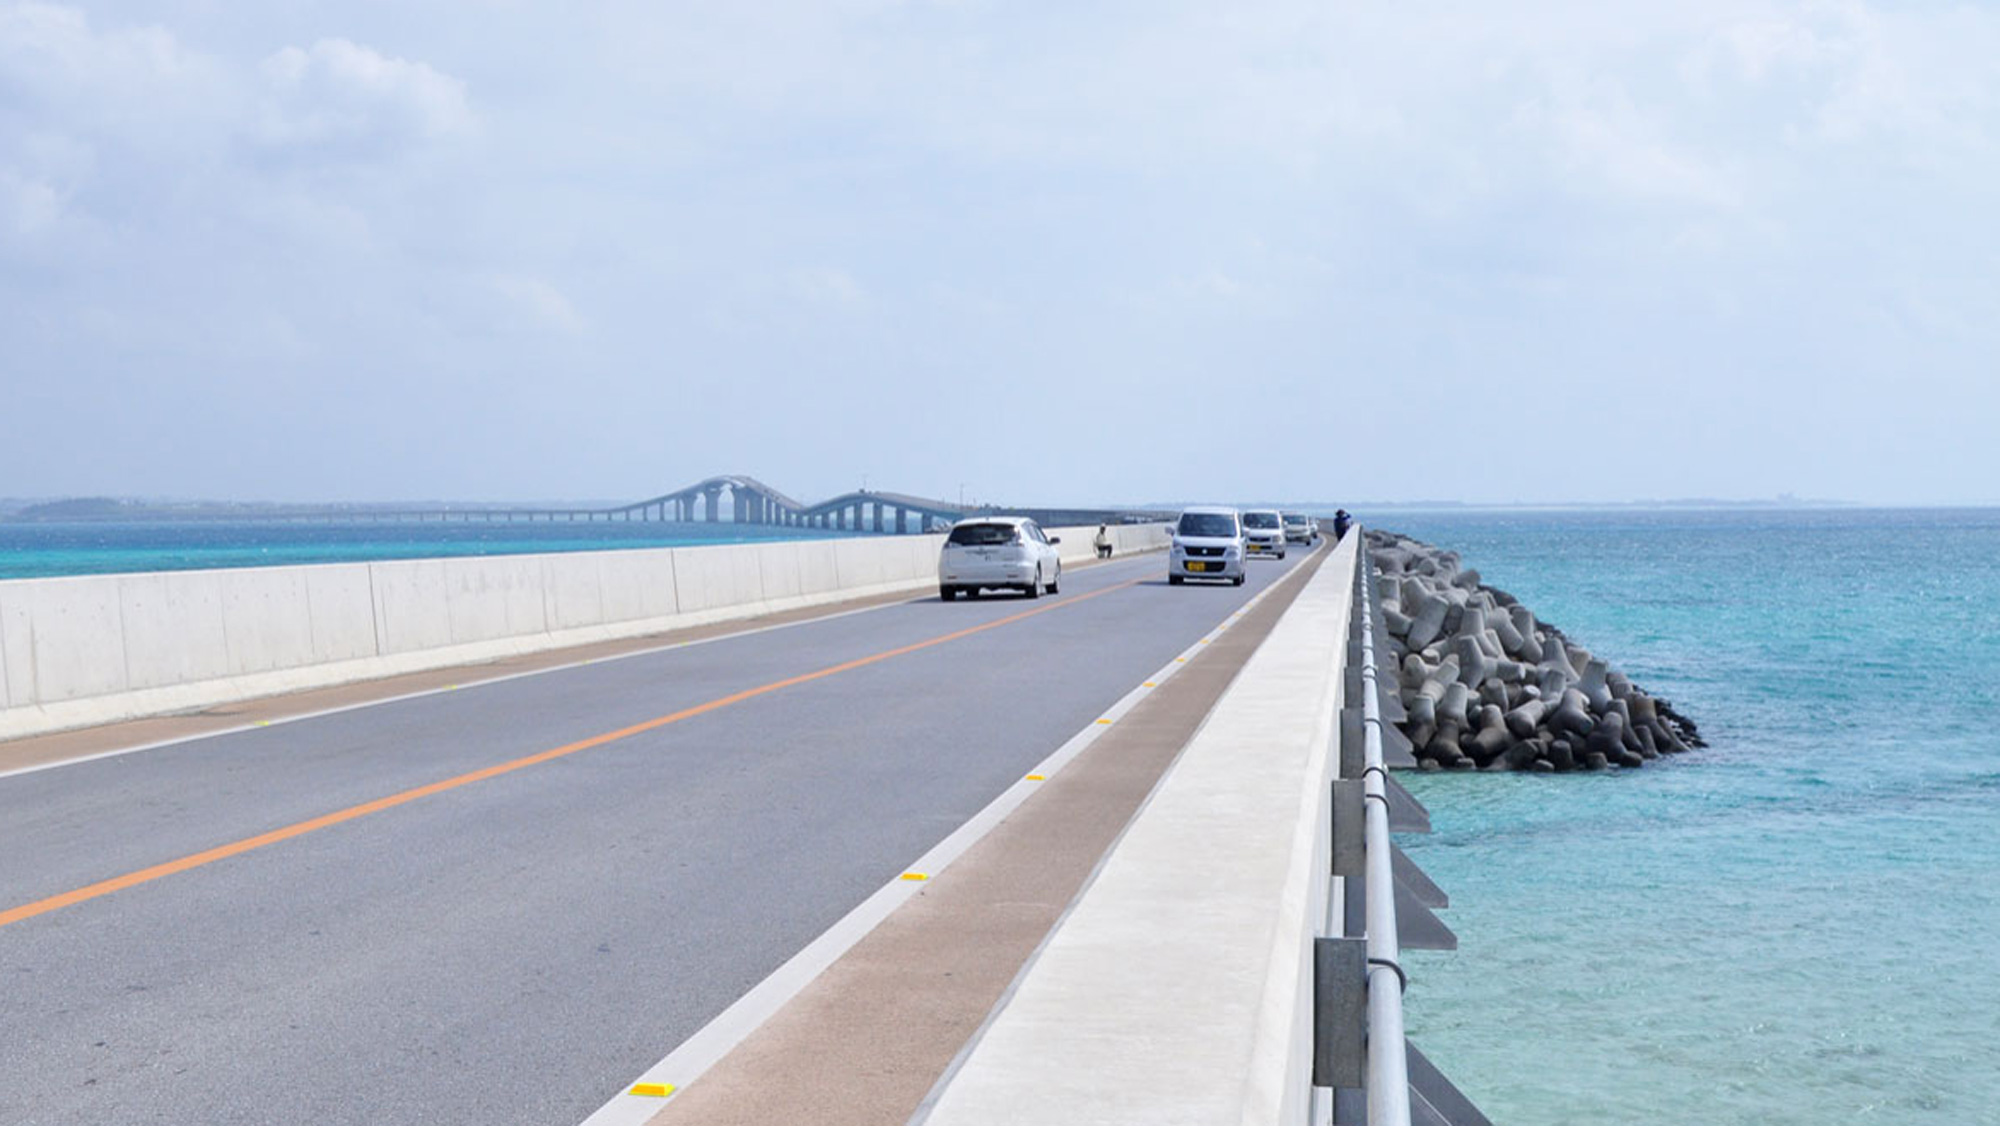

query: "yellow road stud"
(901, 872), (929, 881)
(1025, 774), (1046, 781)
(629, 1082), (675, 1097)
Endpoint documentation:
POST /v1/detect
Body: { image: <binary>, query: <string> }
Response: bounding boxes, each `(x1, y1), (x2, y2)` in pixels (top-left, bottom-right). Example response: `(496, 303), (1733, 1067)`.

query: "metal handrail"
(1358, 545), (1412, 1126)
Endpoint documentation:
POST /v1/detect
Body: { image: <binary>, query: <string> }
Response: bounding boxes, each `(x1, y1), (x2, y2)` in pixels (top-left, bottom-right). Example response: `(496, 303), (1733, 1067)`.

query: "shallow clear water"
(0, 520), (863, 580)
(1384, 508), (2000, 1125)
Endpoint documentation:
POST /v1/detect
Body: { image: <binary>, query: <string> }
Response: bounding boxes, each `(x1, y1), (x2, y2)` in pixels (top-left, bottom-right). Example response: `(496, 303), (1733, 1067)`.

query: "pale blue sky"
(3, 1), (1995, 507)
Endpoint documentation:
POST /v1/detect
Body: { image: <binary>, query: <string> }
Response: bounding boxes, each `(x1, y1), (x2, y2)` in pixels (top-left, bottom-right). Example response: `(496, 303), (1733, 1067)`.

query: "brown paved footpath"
(642, 544), (1329, 1126)
(0, 570), (1073, 775)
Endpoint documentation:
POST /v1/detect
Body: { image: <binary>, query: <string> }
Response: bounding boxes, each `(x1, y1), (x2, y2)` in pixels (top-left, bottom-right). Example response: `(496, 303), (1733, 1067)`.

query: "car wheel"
(966, 586), (982, 599)
(1277, 550), (1286, 559)
(1169, 574), (1184, 585)
(1232, 575), (1245, 586)
(1025, 567), (1042, 598)
(940, 585), (957, 601)
(1048, 565), (1060, 594)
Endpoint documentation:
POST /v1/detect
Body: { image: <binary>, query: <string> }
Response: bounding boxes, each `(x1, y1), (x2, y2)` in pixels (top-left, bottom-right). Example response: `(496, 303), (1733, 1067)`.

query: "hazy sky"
(3, 1), (1995, 507)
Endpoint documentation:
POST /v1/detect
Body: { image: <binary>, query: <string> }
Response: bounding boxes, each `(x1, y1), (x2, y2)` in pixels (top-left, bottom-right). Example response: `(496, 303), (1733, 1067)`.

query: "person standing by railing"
(1333, 509), (1352, 542)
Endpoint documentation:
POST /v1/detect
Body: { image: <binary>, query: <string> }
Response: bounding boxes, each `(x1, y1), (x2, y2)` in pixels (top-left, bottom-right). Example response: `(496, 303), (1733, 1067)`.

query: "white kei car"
(1167, 507), (1246, 586)
(1282, 512), (1317, 544)
(938, 517), (1062, 600)
(1240, 509), (1287, 558)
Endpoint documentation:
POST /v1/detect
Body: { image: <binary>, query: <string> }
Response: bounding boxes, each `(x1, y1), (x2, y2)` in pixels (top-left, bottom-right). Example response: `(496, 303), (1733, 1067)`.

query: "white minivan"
(1282, 512), (1317, 544)
(1240, 509), (1287, 558)
(1167, 507), (1246, 586)
(939, 517), (1062, 600)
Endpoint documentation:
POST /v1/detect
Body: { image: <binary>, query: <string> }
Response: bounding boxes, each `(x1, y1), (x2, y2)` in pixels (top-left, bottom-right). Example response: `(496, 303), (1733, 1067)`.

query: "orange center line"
(0, 578), (1142, 932)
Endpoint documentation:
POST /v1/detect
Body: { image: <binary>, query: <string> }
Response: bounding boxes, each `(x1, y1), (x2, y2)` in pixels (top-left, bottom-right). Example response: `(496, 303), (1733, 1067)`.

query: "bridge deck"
(0, 548), (1314, 1125)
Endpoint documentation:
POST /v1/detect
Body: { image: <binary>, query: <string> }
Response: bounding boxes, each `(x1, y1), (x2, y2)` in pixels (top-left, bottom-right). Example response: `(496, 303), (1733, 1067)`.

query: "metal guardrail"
(1315, 531), (1491, 1126)
(1358, 569), (1413, 1126)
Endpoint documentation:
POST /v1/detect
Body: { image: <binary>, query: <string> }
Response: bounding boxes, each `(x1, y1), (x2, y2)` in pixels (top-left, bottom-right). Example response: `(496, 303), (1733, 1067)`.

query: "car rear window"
(948, 523), (1019, 546)
(1284, 514), (1309, 525)
(1243, 512), (1280, 529)
(1177, 513), (1238, 537)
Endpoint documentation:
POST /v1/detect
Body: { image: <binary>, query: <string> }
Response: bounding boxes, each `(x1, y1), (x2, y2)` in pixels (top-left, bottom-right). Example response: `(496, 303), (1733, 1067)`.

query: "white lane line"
(0, 556), (1168, 783)
(576, 552), (1313, 1126)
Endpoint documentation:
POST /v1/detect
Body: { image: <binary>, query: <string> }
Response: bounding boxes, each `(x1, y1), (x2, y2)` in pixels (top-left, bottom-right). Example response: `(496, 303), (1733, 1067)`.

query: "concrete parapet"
(0, 524), (1173, 742)
(1050, 522), (1171, 566)
(1, 576), (127, 706)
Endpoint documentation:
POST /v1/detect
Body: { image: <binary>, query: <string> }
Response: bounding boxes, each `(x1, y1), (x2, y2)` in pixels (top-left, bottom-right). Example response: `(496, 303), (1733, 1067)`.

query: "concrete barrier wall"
(1052, 521), (1172, 566)
(0, 523), (1170, 742)
(920, 533), (1360, 1126)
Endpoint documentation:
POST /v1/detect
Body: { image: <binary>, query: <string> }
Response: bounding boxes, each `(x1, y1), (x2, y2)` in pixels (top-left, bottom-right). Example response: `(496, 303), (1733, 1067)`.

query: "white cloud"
(0, 2), (206, 95)
(787, 266), (864, 306)
(0, 1), (227, 153)
(490, 272), (585, 334)
(257, 38), (472, 151)
(0, 168), (61, 236)
(1518, 81), (1744, 210)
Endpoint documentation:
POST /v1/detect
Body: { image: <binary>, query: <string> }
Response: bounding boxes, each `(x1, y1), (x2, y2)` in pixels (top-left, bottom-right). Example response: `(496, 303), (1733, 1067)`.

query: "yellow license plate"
(1186, 561), (1212, 572)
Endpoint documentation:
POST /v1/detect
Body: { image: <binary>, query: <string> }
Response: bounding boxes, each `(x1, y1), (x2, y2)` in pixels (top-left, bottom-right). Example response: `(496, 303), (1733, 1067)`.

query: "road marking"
(578, 550), (1326, 1126)
(629, 1083), (674, 1098)
(901, 873), (930, 882)
(0, 579), (1142, 933)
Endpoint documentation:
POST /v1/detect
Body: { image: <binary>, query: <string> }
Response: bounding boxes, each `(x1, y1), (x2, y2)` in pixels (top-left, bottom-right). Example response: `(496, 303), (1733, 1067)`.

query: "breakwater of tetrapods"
(1368, 529), (1702, 771)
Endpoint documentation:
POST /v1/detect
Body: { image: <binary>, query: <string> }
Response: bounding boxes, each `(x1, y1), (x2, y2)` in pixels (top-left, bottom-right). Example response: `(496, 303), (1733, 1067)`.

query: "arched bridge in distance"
(226, 473), (1173, 533)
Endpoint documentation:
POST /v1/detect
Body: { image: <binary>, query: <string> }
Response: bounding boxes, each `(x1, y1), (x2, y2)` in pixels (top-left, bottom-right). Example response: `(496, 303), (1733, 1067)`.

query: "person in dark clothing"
(1332, 509), (1352, 541)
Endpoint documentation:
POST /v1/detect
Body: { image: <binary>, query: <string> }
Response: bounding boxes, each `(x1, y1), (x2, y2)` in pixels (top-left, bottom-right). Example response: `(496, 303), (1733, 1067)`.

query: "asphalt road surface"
(0, 545), (1312, 1125)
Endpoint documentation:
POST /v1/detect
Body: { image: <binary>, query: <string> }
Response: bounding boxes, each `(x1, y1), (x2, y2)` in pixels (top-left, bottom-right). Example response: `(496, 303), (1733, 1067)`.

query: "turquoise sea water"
(0, 520), (863, 580)
(1385, 508), (2000, 1125)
